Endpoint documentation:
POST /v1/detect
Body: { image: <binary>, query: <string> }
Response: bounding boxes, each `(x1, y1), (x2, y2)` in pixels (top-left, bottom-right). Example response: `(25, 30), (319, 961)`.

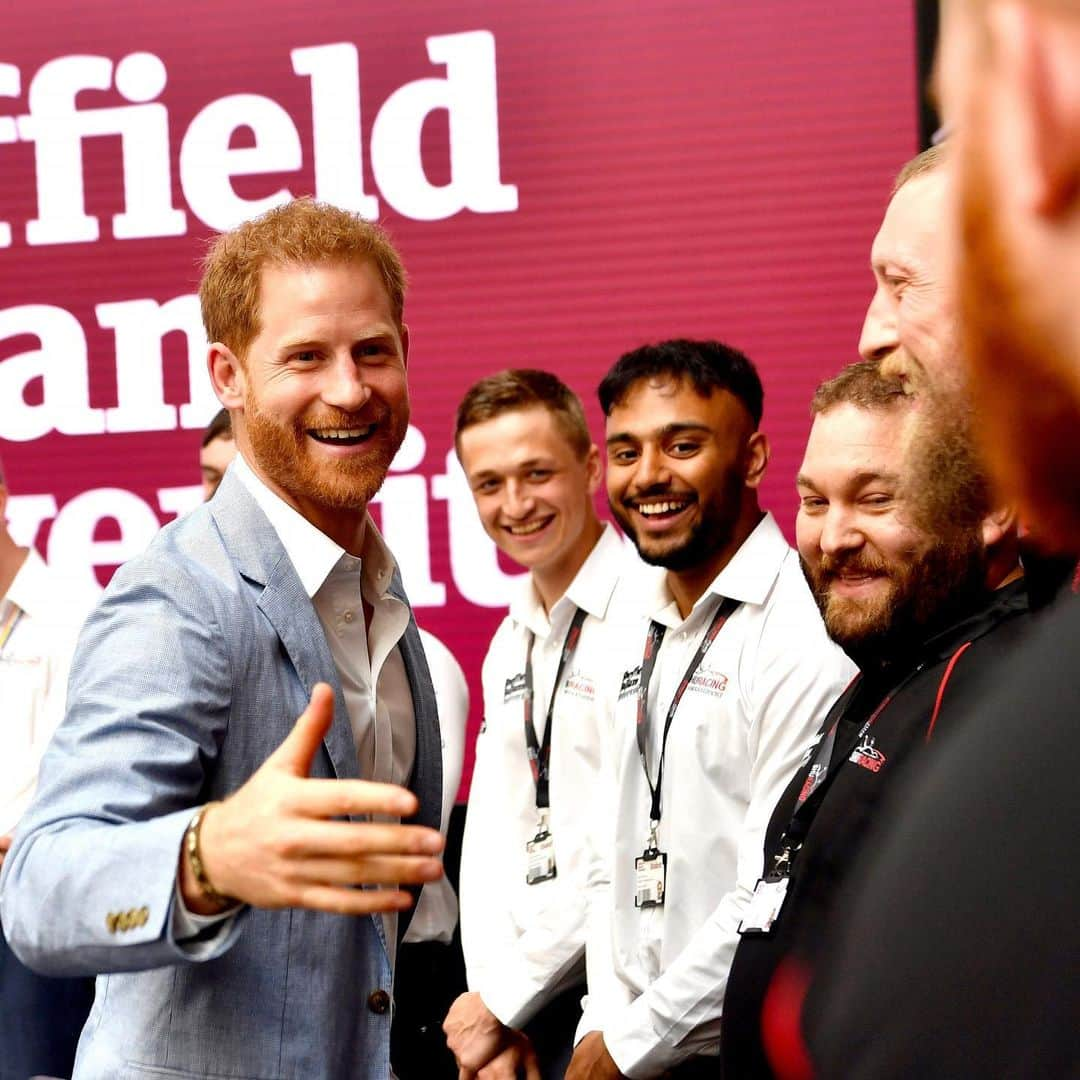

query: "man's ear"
(988, 1), (1080, 219)
(400, 323), (410, 370)
(208, 344), (245, 409)
(743, 431), (770, 490)
(982, 503), (1018, 549)
(584, 444), (602, 496)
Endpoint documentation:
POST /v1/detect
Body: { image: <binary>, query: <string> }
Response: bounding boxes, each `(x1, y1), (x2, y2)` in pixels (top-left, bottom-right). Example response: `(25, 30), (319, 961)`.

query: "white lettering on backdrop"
(0, 30), (521, 607)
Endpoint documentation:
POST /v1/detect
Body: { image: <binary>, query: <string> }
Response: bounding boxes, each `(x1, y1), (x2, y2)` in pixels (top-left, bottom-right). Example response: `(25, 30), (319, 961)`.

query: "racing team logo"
(850, 735), (887, 773)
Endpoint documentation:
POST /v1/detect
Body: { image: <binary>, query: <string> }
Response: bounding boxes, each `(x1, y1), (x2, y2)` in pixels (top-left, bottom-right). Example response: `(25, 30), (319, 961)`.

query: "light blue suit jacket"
(0, 471), (442, 1080)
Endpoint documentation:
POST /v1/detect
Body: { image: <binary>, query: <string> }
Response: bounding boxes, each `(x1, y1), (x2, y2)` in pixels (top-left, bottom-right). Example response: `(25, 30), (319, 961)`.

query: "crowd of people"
(1, 2), (1078, 1077)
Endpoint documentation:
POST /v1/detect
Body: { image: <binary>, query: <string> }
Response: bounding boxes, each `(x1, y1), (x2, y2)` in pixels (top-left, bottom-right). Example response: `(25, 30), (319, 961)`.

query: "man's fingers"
(287, 883), (416, 917)
(272, 818), (444, 859)
(267, 683), (337, 777)
(284, 854), (444, 888)
(285, 776), (422, 821)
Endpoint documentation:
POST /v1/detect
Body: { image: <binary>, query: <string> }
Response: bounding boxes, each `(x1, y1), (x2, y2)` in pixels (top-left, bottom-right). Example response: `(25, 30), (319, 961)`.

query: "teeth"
(508, 519), (548, 536)
(312, 425), (374, 441)
(637, 501), (687, 517)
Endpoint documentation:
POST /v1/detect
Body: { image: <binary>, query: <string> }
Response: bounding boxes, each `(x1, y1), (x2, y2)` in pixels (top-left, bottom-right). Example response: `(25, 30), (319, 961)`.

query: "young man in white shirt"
(566, 340), (856, 1079)
(0, 455), (97, 1080)
(445, 370), (635, 1080)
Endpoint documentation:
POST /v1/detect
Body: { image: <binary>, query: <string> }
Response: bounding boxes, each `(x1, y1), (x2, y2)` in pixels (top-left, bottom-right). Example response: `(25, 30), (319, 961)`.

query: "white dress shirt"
(579, 513), (857, 1077)
(0, 549), (95, 836)
(174, 455), (417, 957)
(402, 628), (468, 945)
(460, 524), (634, 1029)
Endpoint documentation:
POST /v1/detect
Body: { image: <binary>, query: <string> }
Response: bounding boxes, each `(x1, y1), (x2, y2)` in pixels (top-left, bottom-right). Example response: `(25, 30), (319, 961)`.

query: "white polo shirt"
(460, 523), (633, 1029)
(579, 513), (857, 1077)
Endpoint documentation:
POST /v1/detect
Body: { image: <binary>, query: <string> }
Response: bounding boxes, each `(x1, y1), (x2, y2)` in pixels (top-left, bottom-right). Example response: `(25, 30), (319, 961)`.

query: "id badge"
(526, 831), (557, 885)
(634, 848), (667, 908)
(738, 876), (790, 935)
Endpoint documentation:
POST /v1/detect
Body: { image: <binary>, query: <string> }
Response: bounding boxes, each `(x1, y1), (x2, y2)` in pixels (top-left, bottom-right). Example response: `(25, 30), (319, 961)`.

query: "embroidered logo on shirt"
(562, 669), (595, 701)
(503, 672), (528, 703)
(849, 735), (887, 773)
(618, 666), (642, 700)
(687, 665), (729, 698)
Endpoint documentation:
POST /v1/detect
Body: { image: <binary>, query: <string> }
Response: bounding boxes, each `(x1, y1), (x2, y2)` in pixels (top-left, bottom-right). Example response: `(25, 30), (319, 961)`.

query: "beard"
(611, 468), (743, 572)
(244, 393), (408, 513)
(804, 531), (987, 668)
(957, 119), (1080, 554)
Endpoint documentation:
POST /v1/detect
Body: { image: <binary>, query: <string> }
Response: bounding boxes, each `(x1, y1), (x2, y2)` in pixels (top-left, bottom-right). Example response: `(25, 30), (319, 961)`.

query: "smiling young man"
(445, 370), (635, 1080)
(565, 340), (855, 1080)
(718, 357), (1031, 1078)
(1, 199), (446, 1080)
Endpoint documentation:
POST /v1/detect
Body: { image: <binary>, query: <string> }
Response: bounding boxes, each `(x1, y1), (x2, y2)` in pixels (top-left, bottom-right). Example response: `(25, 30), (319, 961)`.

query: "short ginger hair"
(198, 198), (408, 359)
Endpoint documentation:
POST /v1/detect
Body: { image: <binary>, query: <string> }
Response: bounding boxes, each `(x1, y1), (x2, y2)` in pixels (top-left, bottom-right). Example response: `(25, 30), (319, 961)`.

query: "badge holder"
(526, 808), (557, 885)
(634, 820), (667, 908)
(738, 844), (795, 935)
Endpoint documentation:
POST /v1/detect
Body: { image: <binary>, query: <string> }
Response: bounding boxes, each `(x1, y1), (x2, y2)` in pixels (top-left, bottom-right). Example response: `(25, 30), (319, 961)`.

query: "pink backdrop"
(0, 2), (918, 796)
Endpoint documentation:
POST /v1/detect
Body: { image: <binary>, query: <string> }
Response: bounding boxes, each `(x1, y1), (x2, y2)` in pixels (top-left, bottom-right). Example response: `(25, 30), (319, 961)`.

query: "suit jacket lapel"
(208, 472), (359, 786)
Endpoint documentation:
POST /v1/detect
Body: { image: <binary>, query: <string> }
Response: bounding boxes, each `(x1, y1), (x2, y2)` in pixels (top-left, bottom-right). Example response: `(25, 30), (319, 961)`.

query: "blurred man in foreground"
(800, 3), (1080, 1076)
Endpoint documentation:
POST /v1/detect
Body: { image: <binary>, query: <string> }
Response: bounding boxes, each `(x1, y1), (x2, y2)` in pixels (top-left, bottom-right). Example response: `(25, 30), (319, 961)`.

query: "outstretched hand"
(179, 683), (444, 915)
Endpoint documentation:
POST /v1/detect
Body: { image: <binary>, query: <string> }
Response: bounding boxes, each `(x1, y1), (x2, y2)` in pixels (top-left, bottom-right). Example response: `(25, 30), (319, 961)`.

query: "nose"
(323, 354), (373, 412)
(818, 506), (863, 560)
(631, 444), (671, 493)
(858, 285), (898, 362)
(503, 477), (536, 520)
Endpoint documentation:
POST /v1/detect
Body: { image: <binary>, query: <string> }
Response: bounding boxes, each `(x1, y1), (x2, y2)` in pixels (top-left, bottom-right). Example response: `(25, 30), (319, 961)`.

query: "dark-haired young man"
(200, 407), (236, 500)
(566, 340), (855, 1079)
(445, 370), (637, 1079)
(720, 359), (1030, 1078)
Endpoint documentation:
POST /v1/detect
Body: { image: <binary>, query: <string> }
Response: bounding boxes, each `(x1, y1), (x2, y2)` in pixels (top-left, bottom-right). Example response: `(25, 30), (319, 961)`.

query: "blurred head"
(938, 0), (1080, 552)
(797, 359), (998, 666)
(602, 340), (768, 588)
(203, 201), (410, 545)
(200, 408), (236, 500)
(860, 146), (965, 398)
(455, 370), (601, 587)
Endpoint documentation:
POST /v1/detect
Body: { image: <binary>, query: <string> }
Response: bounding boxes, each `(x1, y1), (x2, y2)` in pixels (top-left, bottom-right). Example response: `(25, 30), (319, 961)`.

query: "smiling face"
(458, 405), (602, 592)
(605, 376), (766, 600)
(860, 169), (965, 398)
(212, 259), (409, 548)
(797, 401), (985, 663)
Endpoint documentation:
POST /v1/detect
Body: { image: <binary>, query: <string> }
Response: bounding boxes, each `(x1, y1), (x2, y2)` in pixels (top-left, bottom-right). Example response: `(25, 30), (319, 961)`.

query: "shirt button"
(368, 989), (391, 1015)
(343, 610), (354, 623)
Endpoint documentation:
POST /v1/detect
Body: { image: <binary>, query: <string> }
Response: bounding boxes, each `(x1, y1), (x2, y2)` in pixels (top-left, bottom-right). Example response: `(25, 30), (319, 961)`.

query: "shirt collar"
(232, 453), (398, 600)
(640, 511), (790, 622)
(509, 522), (626, 636)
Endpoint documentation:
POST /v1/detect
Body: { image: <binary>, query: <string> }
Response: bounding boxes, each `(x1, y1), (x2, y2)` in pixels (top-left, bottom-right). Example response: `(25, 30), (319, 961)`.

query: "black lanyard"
(523, 606), (588, 811)
(770, 662), (925, 878)
(635, 596), (741, 827)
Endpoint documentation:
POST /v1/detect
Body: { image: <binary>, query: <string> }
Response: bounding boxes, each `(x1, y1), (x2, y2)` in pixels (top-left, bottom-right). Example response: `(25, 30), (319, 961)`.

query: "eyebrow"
(469, 456), (553, 479)
(605, 421), (711, 447)
(797, 469), (902, 491)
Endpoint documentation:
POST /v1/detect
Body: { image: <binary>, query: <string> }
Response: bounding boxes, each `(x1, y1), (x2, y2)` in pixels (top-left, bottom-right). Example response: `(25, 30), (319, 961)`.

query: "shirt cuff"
(602, 995), (702, 1080)
(170, 878), (242, 958)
